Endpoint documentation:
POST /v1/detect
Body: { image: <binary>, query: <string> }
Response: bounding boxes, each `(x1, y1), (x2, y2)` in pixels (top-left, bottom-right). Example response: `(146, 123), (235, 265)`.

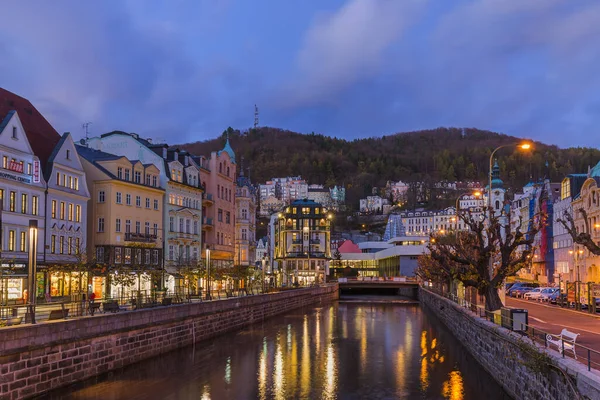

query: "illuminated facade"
(273, 199), (332, 286)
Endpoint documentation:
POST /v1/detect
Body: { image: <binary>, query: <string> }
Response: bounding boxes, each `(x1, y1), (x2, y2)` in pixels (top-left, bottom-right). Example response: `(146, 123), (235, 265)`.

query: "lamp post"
(205, 245), (211, 300)
(261, 256), (266, 293)
(569, 247), (584, 310)
(454, 191), (482, 232)
(28, 220), (38, 324)
(487, 143), (531, 215)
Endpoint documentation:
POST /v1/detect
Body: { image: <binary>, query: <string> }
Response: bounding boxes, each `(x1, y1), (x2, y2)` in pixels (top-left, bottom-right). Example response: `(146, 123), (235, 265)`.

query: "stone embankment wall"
(420, 288), (600, 400)
(0, 285), (338, 399)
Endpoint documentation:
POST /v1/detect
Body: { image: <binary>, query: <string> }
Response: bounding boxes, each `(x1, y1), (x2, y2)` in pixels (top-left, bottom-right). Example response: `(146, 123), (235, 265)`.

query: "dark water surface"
(45, 302), (511, 400)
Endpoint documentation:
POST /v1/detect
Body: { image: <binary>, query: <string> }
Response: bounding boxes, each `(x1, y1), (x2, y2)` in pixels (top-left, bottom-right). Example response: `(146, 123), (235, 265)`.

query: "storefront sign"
(33, 160), (40, 183)
(592, 283), (600, 298)
(0, 170), (31, 184)
(8, 160), (23, 173)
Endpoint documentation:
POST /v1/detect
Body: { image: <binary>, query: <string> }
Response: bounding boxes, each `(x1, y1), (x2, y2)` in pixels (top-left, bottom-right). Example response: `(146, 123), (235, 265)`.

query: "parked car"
(538, 288), (559, 302)
(523, 287), (549, 300)
(549, 292), (567, 304)
(508, 283), (539, 297)
(505, 282), (517, 292)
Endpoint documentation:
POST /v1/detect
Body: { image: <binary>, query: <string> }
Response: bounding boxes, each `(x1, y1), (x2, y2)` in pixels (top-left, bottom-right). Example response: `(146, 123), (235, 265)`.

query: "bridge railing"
(336, 276), (417, 283)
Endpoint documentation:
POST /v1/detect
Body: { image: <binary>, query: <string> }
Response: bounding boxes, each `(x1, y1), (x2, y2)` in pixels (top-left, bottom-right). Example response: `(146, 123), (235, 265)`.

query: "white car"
(538, 288), (559, 302)
(523, 287), (550, 300)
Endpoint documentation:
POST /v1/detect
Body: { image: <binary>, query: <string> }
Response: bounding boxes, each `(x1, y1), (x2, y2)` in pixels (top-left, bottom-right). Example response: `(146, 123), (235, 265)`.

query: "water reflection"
(45, 303), (511, 400)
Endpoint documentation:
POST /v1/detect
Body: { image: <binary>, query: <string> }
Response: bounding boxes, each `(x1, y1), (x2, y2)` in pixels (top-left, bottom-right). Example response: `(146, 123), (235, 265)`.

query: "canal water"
(45, 302), (511, 400)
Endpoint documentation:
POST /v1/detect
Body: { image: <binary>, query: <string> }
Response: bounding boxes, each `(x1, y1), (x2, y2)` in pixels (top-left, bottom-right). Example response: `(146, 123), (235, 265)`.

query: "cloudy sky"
(1, 0), (599, 147)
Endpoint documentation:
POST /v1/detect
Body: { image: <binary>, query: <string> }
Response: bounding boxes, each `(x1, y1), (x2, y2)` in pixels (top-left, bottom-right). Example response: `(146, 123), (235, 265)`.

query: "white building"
(44, 133), (90, 276)
(0, 108), (47, 301)
(359, 195), (387, 213)
(255, 237), (268, 266)
(398, 207), (458, 235)
(259, 176), (308, 205)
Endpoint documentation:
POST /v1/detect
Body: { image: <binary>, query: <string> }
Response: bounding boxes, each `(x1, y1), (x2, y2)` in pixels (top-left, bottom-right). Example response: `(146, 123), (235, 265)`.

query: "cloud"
(275, 0), (426, 108)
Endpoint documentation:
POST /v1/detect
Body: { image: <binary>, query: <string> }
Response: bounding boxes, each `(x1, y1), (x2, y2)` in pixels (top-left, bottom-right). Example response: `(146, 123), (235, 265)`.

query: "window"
(75, 205), (81, 222)
(60, 202), (65, 220)
(67, 176), (72, 189)
(168, 245), (174, 260)
(186, 219), (190, 233)
(146, 174), (151, 185)
(74, 177), (79, 190)
(135, 221), (140, 234)
(51, 235), (56, 254)
(12, 126), (17, 139)
(134, 171), (141, 183)
(193, 221), (198, 235)
(135, 248), (141, 264)
(68, 203), (73, 221)
(146, 198), (150, 208)
(116, 218), (121, 232)
(152, 176), (157, 187)
(126, 219), (131, 233)
(96, 247), (105, 263)
(136, 196), (141, 207)
(169, 217), (174, 232)
(51, 200), (57, 218)
(145, 222), (150, 235)
(124, 169), (130, 181)
(242, 229), (247, 240)
(226, 211), (230, 224)
(2, 156), (7, 168)
(75, 238), (80, 254)
(56, 172), (60, 185)
(98, 191), (105, 203)
(21, 193), (27, 214)
(242, 209), (248, 220)
(7, 230), (15, 251)
(152, 249), (159, 265)
(98, 217), (105, 232)
(179, 218), (184, 232)
(59, 236), (64, 254)
(116, 192), (122, 204)
(32, 196), (38, 216)
(145, 249), (151, 264)
(67, 237), (72, 255)
(217, 184), (220, 198)
(20, 231), (26, 252)
(124, 248), (131, 264)
(154, 199), (159, 210)
(27, 163), (32, 175)
(218, 209), (223, 222)
(115, 247), (122, 263)
(126, 194), (131, 205)
(118, 167), (123, 179)
(9, 191), (15, 212)
(153, 223), (158, 236)
(66, 149), (71, 159)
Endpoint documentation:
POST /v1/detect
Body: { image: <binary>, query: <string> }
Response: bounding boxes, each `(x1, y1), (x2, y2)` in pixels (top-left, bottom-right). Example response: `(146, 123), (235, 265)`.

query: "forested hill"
(179, 127), (600, 207)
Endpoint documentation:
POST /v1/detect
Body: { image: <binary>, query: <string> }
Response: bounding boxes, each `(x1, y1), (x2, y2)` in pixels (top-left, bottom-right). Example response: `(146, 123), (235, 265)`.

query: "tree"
(558, 208), (600, 255)
(417, 207), (544, 311)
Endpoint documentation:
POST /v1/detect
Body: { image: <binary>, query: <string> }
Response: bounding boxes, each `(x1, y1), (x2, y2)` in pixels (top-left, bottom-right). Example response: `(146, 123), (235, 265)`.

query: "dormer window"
(118, 167), (123, 179)
(134, 171), (141, 183)
(125, 169), (130, 181)
(12, 127), (17, 139)
(152, 176), (158, 187)
(66, 150), (71, 160)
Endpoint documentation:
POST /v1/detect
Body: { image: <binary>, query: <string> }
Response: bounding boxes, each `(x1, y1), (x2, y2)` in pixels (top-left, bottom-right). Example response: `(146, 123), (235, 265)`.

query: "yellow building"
(77, 145), (164, 299)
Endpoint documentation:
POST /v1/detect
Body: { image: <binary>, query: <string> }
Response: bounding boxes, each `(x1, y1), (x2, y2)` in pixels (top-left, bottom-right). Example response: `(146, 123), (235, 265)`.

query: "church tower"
(489, 160), (506, 216)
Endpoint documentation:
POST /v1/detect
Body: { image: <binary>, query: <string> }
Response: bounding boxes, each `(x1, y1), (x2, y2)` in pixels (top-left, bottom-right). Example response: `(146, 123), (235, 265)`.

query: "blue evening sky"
(1, 0), (599, 147)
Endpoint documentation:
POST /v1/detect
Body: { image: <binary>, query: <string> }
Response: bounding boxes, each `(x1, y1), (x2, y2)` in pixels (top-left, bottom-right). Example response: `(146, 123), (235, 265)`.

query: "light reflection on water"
(44, 303), (511, 400)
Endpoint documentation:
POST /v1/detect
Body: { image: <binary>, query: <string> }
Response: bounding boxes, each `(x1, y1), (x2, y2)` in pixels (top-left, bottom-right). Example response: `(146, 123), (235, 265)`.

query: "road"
(506, 297), (600, 368)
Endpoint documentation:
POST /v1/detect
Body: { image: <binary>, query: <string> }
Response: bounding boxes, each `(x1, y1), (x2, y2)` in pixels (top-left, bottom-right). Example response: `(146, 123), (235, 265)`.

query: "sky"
(1, 0), (600, 148)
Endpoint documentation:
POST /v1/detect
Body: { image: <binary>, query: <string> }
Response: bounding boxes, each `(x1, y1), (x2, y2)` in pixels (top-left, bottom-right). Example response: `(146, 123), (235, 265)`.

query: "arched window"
(495, 200), (500, 210)
(227, 167), (230, 176)
(219, 163), (222, 173)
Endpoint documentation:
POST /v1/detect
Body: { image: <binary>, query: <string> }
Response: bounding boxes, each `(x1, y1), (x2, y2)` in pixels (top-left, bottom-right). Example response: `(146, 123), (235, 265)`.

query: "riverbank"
(420, 287), (600, 400)
(0, 284), (338, 400)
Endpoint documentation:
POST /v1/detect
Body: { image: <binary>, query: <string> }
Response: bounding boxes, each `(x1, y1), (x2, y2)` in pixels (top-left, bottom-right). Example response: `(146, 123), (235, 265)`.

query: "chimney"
(147, 138), (153, 144)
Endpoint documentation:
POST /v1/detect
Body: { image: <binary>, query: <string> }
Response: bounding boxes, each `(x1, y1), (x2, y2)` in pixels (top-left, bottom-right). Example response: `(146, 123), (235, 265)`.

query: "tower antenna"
(254, 104), (259, 129)
(82, 122), (92, 140)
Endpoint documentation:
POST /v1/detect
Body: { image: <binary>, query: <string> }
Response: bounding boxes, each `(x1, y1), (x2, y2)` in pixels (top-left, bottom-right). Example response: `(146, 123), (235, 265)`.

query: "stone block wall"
(420, 288), (600, 400)
(0, 285), (338, 399)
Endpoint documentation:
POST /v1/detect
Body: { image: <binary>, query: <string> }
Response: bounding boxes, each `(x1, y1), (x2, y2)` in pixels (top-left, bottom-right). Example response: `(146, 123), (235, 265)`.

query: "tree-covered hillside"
(179, 126), (600, 208)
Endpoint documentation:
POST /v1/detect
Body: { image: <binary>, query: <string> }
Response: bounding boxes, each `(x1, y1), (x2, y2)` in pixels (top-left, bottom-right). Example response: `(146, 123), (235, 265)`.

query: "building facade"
(77, 145), (164, 298)
(234, 169), (257, 270)
(273, 199), (332, 286)
(44, 133), (90, 297)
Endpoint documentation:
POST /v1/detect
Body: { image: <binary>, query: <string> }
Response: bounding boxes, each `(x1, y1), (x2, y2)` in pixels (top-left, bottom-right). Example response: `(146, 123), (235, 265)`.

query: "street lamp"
(205, 245), (211, 300)
(568, 247), (584, 309)
(487, 143), (532, 214)
(28, 220), (38, 324)
(454, 190), (482, 232)
(261, 256), (266, 294)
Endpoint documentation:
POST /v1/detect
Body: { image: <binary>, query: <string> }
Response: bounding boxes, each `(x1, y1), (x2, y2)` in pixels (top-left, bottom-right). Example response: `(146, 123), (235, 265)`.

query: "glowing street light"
(28, 220), (38, 324)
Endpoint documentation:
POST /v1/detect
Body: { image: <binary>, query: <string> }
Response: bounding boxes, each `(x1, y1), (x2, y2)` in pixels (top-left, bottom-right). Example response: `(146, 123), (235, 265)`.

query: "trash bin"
(501, 307), (528, 332)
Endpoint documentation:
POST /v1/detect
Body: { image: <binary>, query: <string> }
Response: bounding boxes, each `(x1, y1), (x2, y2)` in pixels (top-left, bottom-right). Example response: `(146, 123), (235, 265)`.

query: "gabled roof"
(0, 87), (61, 167)
(44, 132), (71, 181)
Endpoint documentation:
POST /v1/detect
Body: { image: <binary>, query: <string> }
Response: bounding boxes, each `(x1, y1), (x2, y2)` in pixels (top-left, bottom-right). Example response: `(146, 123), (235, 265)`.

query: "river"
(44, 301), (511, 400)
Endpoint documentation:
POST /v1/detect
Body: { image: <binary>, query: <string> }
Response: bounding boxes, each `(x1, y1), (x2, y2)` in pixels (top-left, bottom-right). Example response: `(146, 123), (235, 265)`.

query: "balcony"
(309, 239), (320, 244)
(203, 193), (214, 205)
(202, 217), (214, 230)
(292, 239), (302, 244)
(172, 231), (198, 240)
(125, 232), (157, 243)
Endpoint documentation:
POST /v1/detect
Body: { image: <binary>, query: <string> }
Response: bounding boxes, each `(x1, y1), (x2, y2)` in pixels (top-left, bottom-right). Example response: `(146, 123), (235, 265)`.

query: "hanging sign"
(33, 160), (40, 183)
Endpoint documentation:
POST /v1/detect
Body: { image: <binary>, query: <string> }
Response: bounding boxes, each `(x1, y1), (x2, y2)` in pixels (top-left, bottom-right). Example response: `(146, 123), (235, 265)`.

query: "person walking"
(89, 292), (96, 316)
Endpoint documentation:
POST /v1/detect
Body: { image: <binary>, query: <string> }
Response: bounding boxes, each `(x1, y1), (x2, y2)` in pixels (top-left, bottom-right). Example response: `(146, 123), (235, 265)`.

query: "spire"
(491, 159), (504, 189)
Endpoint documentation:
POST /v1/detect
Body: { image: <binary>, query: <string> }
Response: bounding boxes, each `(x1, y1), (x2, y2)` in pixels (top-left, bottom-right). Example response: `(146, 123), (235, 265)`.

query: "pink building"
(195, 138), (237, 267)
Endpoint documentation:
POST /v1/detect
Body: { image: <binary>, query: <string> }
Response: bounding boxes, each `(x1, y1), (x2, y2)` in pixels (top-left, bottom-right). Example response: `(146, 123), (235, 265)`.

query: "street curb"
(508, 297), (600, 320)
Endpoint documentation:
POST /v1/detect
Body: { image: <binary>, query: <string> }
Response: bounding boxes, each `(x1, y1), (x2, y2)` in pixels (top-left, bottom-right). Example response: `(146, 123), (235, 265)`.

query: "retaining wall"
(0, 285), (338, 399)
(420, 288), (600, 400)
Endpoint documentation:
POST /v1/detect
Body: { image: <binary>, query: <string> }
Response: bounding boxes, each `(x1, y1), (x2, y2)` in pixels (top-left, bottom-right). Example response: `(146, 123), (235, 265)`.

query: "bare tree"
(417, 207), (544, 311)
(558, 208), (600, 255)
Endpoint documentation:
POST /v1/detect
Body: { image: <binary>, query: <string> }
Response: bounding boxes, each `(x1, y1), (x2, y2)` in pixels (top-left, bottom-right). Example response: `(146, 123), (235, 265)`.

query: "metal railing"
(429, 288), (600, 372)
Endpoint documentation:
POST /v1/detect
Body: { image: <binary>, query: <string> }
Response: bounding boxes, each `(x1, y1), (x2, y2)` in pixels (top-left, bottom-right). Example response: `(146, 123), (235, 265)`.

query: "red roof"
(338, 240), (362, 254)
(0, 87), (61, 167)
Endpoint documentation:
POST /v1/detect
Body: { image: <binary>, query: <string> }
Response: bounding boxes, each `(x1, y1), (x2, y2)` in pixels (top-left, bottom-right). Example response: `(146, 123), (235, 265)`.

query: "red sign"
(33, 160), (40, 183)
(8, 160), (23, 173)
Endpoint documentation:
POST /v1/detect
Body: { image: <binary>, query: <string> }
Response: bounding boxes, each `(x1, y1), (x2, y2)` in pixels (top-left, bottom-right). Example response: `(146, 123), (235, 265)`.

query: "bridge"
(337, 277), (419, 300)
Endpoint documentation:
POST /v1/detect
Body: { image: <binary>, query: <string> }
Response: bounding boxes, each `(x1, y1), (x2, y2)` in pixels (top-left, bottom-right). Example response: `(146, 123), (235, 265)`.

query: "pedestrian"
(89, 292), (96, 316)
